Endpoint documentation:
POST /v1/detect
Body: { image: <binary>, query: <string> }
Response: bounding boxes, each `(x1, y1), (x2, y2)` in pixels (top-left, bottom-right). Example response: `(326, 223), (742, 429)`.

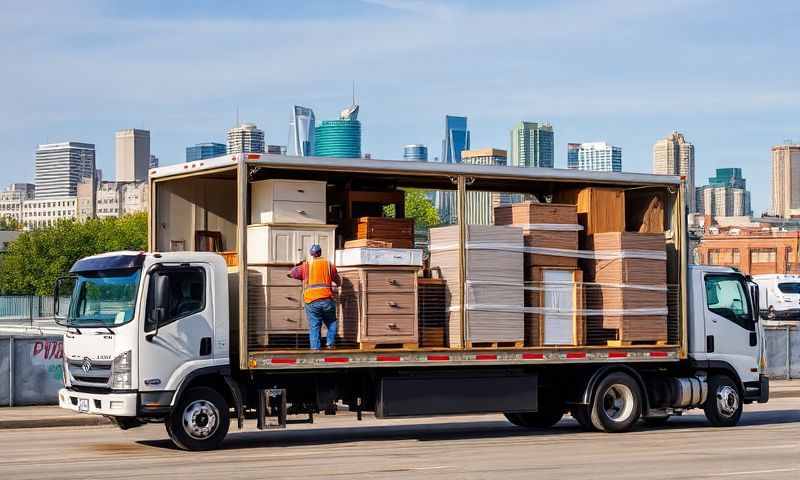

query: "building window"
(708, 248), (739, 266)
(751, 248), (776, 264)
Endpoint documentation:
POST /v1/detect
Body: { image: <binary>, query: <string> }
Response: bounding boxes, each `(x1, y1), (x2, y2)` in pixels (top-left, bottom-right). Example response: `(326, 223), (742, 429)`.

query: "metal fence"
(0, 336), (64, 406)
(0, 295), (65, 330)
(763, 324), (800, 380)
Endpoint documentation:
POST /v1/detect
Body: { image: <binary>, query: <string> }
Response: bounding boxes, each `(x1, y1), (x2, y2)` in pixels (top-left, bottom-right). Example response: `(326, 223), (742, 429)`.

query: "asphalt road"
(1, 398), (799, 480)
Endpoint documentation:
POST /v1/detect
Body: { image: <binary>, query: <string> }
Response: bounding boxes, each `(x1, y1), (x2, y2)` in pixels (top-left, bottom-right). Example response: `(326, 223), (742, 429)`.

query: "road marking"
(409, 466), (454, 470)
(703, 466), (800, 477)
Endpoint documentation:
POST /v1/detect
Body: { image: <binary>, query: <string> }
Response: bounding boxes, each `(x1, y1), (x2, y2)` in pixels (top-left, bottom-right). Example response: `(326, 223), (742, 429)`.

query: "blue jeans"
(306, 298), (337, 350)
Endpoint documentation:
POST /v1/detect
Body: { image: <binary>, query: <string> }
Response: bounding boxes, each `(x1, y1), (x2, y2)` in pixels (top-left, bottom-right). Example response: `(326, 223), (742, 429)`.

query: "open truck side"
(57, 153), (768, 450)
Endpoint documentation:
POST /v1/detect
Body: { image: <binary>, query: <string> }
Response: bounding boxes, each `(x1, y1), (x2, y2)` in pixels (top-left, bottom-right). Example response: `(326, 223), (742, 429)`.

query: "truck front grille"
(67, 359), (112, 390)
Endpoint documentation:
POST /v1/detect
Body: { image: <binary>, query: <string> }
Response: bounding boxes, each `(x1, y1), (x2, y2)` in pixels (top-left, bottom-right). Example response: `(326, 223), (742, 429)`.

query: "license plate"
(78, 398), (89, 413)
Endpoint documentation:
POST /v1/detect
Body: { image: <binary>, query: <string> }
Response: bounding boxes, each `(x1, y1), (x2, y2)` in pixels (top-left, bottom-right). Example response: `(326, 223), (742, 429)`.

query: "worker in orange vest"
(289, 244), (341, 350)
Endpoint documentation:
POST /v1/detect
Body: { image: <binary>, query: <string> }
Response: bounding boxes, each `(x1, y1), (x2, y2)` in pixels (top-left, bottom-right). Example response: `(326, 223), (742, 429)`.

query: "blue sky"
(1, 0), (799, 214)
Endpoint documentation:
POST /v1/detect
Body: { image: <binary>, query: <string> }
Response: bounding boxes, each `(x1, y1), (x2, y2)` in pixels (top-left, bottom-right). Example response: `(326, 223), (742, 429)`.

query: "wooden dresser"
(338, 266), (419, 348)
(247, 266), (306, 345)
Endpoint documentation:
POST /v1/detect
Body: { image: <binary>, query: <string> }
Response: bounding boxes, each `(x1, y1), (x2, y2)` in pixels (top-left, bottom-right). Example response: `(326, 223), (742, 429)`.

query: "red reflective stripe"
(377, 355), (401, 362)
(324, 357), (349, 363)
(566, 352), (586, 359)
(427, 354), (449, 361)
(522, 353), (544, 359)
(247, 153), (261, 159)
(476, 354), (497, 360)
(649, 351), (669, 358)
(271, 358), (296, 364)
(608, 352), (628, 358)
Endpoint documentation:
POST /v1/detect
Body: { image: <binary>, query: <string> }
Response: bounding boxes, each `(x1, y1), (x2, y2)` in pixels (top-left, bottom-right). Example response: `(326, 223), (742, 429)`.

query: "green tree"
(0, 213), (148, 295)
(0, 216), (20, 231)
(384, 188), (441, 228)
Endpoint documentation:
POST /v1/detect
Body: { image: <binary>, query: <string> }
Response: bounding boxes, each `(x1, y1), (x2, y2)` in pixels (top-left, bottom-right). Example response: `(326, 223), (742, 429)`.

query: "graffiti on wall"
(30, 339), (64, 382)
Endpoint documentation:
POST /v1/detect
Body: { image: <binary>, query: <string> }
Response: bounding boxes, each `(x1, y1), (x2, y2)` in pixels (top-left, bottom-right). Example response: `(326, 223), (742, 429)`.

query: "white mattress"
(335, 248), (423, 267)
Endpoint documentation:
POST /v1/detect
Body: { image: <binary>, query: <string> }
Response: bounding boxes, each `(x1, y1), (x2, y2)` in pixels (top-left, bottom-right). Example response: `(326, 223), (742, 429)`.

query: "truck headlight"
(111, 350), (132, 390)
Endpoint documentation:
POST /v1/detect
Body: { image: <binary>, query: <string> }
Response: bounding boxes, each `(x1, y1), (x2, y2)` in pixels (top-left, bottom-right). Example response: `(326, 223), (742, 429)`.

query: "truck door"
(702, 273), (759, 383)
(139, 264), (215, 393)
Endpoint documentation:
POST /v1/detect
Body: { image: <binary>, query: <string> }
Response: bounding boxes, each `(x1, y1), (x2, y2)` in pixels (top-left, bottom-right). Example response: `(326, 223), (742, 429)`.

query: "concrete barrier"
(0, 336), (64, 406)
(763, 324), (800, 380)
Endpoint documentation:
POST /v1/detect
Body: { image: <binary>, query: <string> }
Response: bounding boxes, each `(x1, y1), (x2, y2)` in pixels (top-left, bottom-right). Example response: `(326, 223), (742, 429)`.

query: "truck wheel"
(167, 387), (230, 451)
(704, 375), (742, 427)
(589, 372), (642, 432)
(570, 406), (596, 431)
(504, 408), (564, 429)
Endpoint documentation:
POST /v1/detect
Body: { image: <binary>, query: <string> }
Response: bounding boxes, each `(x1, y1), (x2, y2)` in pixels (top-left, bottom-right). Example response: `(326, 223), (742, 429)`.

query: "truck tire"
(570, 406), (596, 431)
(167, 386), (230, 451)
(504, 408), (564, 429)
(589, 372), (642, 432)
(703, 374), (743, 427)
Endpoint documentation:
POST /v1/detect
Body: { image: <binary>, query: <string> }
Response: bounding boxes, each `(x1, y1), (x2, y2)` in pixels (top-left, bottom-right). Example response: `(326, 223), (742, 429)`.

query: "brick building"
(696, 225), (800, 275)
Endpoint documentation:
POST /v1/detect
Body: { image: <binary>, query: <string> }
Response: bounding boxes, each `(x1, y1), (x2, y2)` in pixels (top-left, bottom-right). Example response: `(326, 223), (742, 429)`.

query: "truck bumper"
(743, 375), (769, 404)
(58, 388), (138, 417)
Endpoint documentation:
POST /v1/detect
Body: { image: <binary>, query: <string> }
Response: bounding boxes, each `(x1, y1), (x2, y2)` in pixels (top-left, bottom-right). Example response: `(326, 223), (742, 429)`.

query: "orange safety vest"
(303, 257), (334, 304)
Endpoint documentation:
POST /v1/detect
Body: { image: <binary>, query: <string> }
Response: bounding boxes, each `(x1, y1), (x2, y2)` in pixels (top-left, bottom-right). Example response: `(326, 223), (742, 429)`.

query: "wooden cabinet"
(338, 266), (419, 348)
(247, 266), (307, 344)
(247, 224), (336, 264)
(251, 179), (327, 224)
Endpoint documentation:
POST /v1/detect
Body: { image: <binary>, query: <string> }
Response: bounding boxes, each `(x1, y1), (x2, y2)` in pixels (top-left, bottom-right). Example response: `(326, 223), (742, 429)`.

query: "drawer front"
(268, 308), (306, 331)
(268, 267), (300, 286)
(365, 270), (416, 292)
(365, 314), (416, 337)
(273, 180), (326, 203)
(272, 200), (326, 224)
(268, 286), (304, 309)
(366, 292), (416, 315)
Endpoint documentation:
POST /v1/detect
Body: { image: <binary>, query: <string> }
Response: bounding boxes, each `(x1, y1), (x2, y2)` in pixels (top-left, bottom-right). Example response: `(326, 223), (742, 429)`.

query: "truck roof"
(149, 153), (682, 187)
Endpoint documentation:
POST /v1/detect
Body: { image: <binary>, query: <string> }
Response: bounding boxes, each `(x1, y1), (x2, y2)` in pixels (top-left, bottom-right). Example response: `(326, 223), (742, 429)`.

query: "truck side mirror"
(146, 273), (170, 340)
(53, 276), (76, 323)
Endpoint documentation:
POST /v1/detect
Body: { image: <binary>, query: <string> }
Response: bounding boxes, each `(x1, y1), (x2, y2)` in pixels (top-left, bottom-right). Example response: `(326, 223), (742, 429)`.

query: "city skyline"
(2, 1), (800, 215)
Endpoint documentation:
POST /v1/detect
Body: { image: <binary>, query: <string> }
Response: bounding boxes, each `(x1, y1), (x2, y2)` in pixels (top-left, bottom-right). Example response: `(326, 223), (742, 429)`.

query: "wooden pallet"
(359, 342), (419, 350)
(607, 339), (669, 347)
(467, 341), (524, 349)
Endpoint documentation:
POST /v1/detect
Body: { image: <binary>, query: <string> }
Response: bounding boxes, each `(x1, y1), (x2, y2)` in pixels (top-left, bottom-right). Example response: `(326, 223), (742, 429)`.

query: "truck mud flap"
(376, 372), (537, 418)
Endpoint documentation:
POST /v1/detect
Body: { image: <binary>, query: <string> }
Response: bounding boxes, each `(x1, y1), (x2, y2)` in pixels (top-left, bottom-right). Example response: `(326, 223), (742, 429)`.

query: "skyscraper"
(288, 105), (315, 156)
(461, 148), (508, 225)
(567, 142), (622, 172)
(149, 154), (159, 169)
(186, 142), (227, 162)
(227, 123), (265, 154)
(696, 168), (751, 217)
(510, 121), (554, 168)
(653, 131), (695, 212)
(35, 142), (95, 198)
(403, 144), (428, 161)
(313, 104), (361, 158)
(441, 115), (470, 164)
(771, 144), (800, 218)
(115, 129), (150, 182)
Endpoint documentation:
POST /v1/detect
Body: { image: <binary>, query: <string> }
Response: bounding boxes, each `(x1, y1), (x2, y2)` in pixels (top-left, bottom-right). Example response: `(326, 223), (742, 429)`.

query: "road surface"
(1, 398), (799, 479)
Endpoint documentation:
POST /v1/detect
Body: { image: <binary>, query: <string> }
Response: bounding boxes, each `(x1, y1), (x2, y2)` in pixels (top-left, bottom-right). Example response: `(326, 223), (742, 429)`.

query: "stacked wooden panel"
(337, 266), (419, 349)
(418, 278), (447, 348)
(355, 217), (414, 249)
(584, 232), (668, 345)
(429, 225), (524, 348)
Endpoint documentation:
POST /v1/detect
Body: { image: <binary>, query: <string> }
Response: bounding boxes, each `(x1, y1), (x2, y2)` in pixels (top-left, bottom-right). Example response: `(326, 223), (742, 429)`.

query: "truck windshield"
(65, 269), (142, 328)
(777, 282), (800, 294)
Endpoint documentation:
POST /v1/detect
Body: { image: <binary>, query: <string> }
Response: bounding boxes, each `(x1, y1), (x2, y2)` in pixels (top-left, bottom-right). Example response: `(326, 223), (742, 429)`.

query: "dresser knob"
(387, 301), (398, 307)
(296, 210), (306, 214)
(388, 323), (398, 329)
(387, 279), (398, 285)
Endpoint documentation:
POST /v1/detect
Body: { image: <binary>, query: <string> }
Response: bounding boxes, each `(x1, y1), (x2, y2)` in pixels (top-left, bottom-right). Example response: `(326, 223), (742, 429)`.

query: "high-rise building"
(115, 129), (150, 182)
(509, 121), (554, 168)
(313, 105), (361, 158)
(771, 144), (800, 218)
(288, 105), (315, 156)
(35, 142), (95, 198)
(267, 145), (287, 155)
(403, 144), (428, 161)
(149, 154), (159, 169)
(567, 142), (622, 172)
(653, 131), (695, 212)
(696, 168), (751, 218)
(461, 148), (509, 225)
(227, 123), (265, 154)
(0, 183), (35, 224)
(186, 142), (227, 162)
(441, 115), (470, 164)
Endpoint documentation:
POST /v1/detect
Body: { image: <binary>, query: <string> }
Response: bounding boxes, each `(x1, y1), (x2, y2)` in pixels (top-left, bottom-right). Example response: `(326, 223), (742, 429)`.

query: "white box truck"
(753, 273), (800, 320)
(55, 153), (768, 450)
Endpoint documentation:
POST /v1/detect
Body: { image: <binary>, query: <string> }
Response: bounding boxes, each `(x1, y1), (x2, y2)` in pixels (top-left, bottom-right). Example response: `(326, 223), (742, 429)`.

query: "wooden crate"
(355, 217), (414, 249)
(555, 187), (625, 240)
(584, 232), (667, 285)
(429, 225), (524, 348)
(525, 267), (584, 346)
(418, 278), (447, 348)
(494, 202), (579, 268)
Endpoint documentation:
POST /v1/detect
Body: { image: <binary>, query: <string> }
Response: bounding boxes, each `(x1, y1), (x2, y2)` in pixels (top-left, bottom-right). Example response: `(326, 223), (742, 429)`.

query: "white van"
(752, 274), (800, 320)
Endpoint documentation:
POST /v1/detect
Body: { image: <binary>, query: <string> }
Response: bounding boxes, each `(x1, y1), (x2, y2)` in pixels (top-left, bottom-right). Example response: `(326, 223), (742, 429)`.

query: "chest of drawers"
(251, 179), (327, 224)
(338, 266), (419, 348)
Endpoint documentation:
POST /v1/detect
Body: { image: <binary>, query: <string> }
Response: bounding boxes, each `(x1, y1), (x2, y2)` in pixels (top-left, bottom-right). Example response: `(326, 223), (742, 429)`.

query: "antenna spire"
(352, 80), (356, 105)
